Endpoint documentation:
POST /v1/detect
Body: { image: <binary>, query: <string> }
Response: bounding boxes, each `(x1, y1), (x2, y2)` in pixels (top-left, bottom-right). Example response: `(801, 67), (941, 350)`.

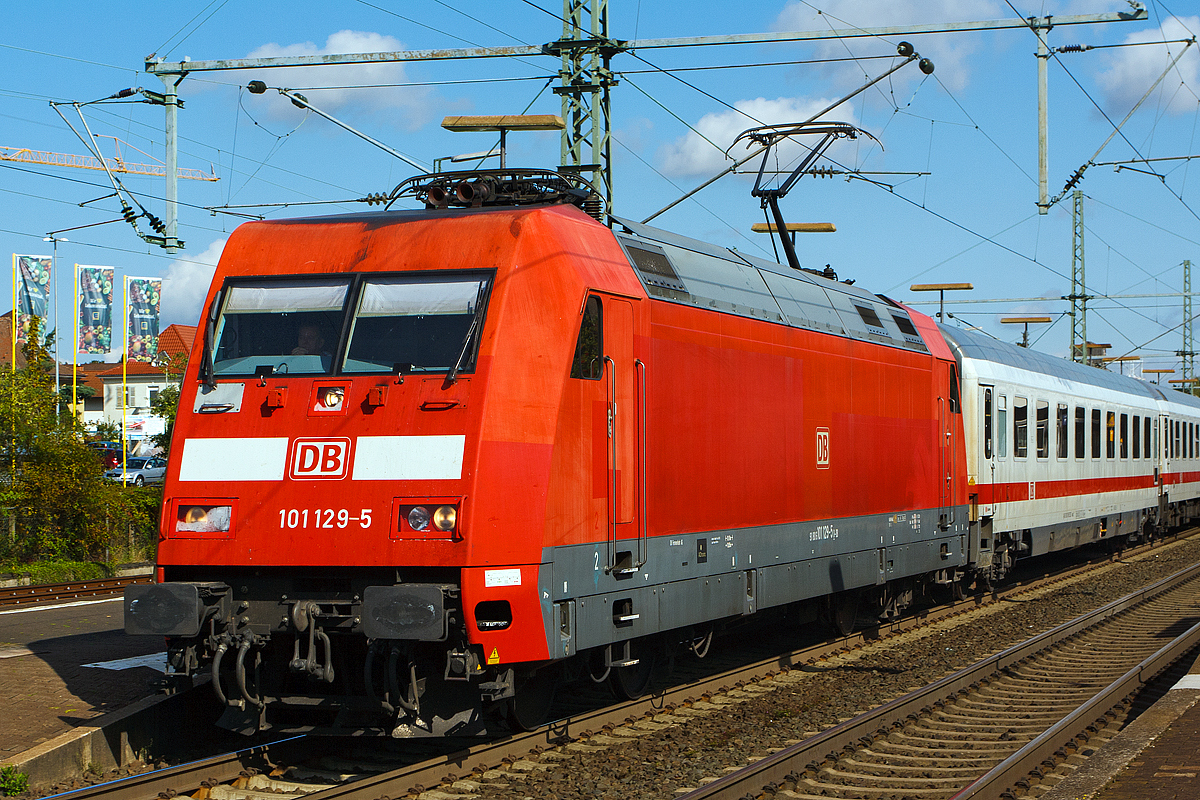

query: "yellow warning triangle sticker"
(487, 647), (500, 665)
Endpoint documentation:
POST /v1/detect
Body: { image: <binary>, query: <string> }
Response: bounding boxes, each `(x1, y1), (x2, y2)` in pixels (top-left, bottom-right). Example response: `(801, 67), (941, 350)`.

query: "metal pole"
(1036, 19), (1050, 215)
(72, 264), (77, 419)
(52, 239), (59, 418)
(162, 76), (180, 253)
(122, 276), (127, 475)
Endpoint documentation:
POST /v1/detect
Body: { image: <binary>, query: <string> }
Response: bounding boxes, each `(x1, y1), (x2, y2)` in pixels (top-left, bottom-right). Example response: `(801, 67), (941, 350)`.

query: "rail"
(678, 559), (1200, 800)
(0, 575), (151, 607)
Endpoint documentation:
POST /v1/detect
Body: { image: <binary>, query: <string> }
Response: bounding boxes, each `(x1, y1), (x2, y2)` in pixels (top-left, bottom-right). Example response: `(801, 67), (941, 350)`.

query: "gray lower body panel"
(540, 506), (968, 658)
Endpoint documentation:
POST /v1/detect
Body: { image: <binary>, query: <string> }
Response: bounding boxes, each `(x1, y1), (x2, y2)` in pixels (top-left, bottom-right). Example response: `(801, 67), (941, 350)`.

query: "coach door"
(1159, 414), (1169, 522)
(977, 385), (995, 518)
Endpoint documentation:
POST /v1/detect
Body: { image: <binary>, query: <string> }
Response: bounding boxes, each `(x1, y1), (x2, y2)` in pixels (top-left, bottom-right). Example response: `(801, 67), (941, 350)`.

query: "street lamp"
(1001, 316), (1052, 348)
(910, 283), (973, 322)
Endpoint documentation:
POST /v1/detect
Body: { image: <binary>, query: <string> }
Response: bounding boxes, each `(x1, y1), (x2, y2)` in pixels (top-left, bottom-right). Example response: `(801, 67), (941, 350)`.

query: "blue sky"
(2, 0), (1199, 375)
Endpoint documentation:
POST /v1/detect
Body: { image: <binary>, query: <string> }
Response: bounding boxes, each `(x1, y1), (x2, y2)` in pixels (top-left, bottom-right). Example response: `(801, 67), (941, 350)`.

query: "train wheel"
(610, 640), (656, 700)
(507, 668), (558, 731)
(827, 591), (859, 636)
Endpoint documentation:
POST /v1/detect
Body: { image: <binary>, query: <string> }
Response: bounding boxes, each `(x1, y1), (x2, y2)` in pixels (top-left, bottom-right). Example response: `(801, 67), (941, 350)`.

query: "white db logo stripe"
(179, 438), (289, 481)
(352, 435), (465, 480)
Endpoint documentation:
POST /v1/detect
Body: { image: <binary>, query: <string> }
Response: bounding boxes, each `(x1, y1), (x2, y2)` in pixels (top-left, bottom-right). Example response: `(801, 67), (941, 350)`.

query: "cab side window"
(570, 296), (603, 380)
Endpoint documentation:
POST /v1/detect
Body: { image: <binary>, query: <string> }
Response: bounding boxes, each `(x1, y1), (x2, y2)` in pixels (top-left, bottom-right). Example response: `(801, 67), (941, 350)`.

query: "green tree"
(150, 383), (180, 455)
(91, 419), (121, 443)
(0, 317), (158, 564)
(149, 350), (186, 456)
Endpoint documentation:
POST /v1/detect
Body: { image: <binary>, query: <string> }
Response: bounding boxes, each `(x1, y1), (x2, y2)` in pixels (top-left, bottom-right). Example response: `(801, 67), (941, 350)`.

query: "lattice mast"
(1068, 190), (1089, 362)
(1179, 259), (1195, 390)
(556, 0), (615, 212)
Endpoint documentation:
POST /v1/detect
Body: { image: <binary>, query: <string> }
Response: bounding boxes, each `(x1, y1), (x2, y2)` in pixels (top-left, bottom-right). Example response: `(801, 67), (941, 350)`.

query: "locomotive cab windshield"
(211, 272), (493, 377)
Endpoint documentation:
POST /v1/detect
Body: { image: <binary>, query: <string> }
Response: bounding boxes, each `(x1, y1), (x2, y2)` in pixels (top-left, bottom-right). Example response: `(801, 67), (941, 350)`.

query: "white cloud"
(658, 96), (860, 177)
(159, 238), (226, 328)
(773, 0), (1004, 92)
(1097, 16), (1200, 116)
(244, 31), (439, 131)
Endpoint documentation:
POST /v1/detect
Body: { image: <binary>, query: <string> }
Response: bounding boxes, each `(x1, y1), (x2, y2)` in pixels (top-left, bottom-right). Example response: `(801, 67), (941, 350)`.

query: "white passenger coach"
(943, 326), (1200, 585)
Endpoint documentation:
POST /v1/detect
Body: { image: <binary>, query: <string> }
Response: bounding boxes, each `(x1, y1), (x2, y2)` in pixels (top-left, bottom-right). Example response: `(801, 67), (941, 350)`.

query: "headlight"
(433, 505), (456, 531)
(319, 387), (344, 410)
(176, 504), (232, 533)
(407, 506), (430, 531)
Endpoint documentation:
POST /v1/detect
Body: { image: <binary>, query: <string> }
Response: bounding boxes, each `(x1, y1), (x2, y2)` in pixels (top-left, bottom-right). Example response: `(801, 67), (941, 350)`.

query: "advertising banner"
(126, 277), (161, 362)
(77, 265), (114, 354)
(15, 255), (51, 346)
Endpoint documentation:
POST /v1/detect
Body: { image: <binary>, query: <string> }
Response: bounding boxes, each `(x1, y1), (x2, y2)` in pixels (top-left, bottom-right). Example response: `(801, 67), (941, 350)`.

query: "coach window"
(1057, 404), (1068, 459)
(1036, 401), (1049, 458)
(570, 296), (603, 379)
(998, 395), (1008, 458)
(1091, 409), (1102, 459)
(1176, 420), (1181, 459)
(1146, 417), (1153, 459)
(1106, 412), (1116, 459)
(1075, 406), (1086, 459)
(1014, 397), (1028, 458)
(983, 389), (993, 459)
(1120, 414), (1129, 459)
(1133, 415), (1141, 459)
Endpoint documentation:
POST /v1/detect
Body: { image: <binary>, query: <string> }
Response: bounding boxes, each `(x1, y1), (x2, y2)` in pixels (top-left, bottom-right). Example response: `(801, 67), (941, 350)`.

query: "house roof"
(158, 324), (196, 360)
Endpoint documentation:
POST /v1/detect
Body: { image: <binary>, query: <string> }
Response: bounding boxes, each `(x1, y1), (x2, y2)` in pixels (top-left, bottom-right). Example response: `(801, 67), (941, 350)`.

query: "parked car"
(87, 441), (127, 470)
(105, 456), (167, 486)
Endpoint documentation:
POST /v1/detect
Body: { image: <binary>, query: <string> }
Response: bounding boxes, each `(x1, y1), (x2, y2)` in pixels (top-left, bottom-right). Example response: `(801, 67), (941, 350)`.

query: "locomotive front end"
(125, 204), (565, 736)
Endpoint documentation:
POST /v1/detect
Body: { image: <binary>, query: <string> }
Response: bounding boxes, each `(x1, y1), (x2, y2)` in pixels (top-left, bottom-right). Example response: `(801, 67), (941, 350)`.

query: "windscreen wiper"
(444, 281), (492, 387)
(199, 291), (222, 390)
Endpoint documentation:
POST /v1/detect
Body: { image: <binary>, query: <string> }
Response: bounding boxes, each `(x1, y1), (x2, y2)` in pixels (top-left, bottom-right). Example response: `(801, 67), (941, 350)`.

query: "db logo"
(290, 438), (351, 480)
(815, 428), (830, 469)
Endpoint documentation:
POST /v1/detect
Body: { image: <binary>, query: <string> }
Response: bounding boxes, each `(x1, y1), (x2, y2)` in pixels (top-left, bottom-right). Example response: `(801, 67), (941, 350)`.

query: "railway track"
(682, 560), (1200, 800)
(36, 533), (1197, 800)
(0, 575), (150, 607)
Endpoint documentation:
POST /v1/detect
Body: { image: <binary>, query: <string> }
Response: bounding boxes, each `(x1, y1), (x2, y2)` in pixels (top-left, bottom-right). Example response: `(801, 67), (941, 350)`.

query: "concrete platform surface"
(0, 596), (163, 759)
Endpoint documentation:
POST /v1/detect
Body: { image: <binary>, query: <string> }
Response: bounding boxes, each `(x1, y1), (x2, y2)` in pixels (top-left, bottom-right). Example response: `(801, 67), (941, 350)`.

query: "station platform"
(1043, 650), (1200, 800)
(0, 595), (164, 760)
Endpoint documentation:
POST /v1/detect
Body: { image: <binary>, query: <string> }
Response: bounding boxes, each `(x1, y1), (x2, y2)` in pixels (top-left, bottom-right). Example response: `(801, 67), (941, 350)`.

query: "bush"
(0, 764), (28, 796)
(0, 319), (160, 566)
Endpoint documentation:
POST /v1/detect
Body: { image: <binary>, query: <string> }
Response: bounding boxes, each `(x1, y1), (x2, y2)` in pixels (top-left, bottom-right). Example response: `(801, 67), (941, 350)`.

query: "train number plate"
(278, 508), (373, 529)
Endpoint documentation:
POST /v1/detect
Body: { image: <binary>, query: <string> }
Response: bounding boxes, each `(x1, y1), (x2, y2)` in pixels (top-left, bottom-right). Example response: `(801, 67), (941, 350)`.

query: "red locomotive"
(126, 168), (1199, 735)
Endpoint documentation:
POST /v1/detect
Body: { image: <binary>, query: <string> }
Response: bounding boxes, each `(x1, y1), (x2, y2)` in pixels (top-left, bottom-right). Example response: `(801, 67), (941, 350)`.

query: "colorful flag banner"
(77, 266), (114, 354)
(126, 277), (162, 362)
(16, 255), (51, 346)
